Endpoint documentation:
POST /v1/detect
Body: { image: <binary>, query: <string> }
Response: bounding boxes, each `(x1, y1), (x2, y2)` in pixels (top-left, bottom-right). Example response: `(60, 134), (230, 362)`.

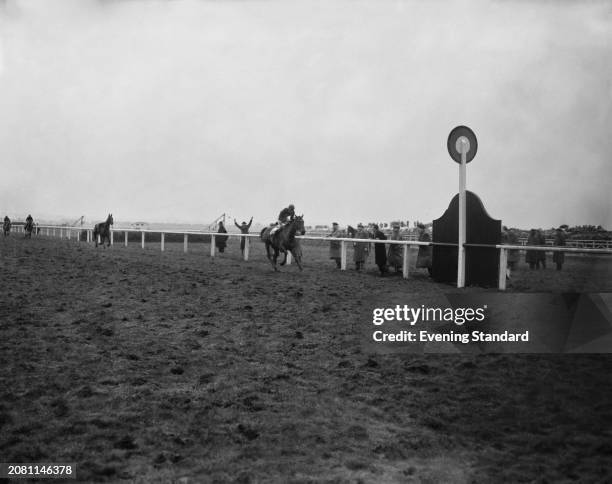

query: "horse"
(24, 219), (34, 239)
(3, 218), (11, 237)
(260, 215), (306, 271)
(93, 214), (113, 248)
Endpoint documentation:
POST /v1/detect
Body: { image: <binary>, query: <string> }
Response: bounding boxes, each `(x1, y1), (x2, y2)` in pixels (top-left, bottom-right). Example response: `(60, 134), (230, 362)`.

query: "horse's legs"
(265, 242), (277, 271)
(292, 249), (303, 271)
(272, 248), (280, 271)
(280, 249), (288, 266)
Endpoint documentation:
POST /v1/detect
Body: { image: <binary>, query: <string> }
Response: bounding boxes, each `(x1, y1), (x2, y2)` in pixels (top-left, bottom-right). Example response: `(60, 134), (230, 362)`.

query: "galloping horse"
(3, 218), (11, 237)
(24, 220), (34, 239)
(93, 214), (113, 248)
(260, 215), (306, 271)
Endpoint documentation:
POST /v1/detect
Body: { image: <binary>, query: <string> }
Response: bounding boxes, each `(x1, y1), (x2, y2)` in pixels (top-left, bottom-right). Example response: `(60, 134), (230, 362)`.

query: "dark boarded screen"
(432, 190), (501, 287)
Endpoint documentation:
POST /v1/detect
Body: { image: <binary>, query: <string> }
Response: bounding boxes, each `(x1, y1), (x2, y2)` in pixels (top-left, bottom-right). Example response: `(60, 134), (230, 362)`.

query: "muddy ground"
(1, 234), (611, 483)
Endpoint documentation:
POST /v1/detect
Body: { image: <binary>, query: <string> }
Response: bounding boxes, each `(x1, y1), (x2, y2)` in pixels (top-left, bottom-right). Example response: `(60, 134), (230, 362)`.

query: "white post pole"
(67, 228), (71, 240)
(77, 230), (80, 242)
(457, 137), (468, 288)
(141, 231), (145, 249)
(210, 235), (216, 257)
(98, 234), (101, 245)
(244, 236), (250, 261)
(125, 231), (128, 247)
(498, 248), (508, 290)
(161, 233), (165, 252)
(110, 229), (114, 246)
(183, 234), (188, 253)
(402, 243), (410, 279)
(286, 252), (292, 265)
(340, 240), (347, 270)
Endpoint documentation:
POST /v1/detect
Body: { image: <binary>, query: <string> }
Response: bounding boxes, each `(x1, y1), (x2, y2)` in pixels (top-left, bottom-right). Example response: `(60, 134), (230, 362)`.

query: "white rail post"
(53, 227), (56, 237)
(67, 228), (71, 240)
(76, 230), (80, 242)
(110, 229), (114, 246)
(141, 231), (145, 249)
(287, 252), (292, 265)
(457, 137), (468, 288)
(124, 231), (128, 247)
(498, 247), (508, 290)
(402, 243), (410, 279)
(340, 240), (347, 270)
(183, 234), (188, 253)
(98, 234), (101, 245)
(244, 236), (250, 261)
(210, 235), (216, 257)
(161, 233), (165, 252)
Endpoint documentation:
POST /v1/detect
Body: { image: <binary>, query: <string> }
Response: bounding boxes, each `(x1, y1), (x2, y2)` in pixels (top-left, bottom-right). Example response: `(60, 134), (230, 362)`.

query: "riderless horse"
(93, 214), (113, 248)
(3, 217), (11, 237)
(260, 215), (305, 271)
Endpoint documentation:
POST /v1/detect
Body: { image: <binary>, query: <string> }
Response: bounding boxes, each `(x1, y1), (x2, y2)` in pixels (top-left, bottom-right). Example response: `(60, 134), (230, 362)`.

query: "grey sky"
(1, 0), (610, 228)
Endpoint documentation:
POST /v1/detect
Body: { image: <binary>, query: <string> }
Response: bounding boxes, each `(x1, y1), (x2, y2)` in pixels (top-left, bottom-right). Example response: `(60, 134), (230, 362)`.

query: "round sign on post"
(447, 125), (478, 164)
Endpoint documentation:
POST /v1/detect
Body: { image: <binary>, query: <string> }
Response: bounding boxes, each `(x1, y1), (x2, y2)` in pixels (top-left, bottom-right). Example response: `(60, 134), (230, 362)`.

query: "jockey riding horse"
(24, 214), (34, 238)
(3, 216), (11, 237)
(261, 205), (305, 270)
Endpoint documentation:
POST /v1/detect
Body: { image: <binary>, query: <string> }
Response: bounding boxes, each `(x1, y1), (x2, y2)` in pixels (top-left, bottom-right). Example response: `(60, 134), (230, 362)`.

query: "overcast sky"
(0, 0), (610, 229)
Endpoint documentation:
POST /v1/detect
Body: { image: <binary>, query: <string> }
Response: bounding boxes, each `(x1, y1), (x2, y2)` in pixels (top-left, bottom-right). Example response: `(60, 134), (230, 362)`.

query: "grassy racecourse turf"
(1, 235), (611, 482)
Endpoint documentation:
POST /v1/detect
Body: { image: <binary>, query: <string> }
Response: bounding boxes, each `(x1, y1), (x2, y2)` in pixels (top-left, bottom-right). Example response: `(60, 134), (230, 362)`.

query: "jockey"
(26, 214), (33, 226)
(277, 204), (295, 226)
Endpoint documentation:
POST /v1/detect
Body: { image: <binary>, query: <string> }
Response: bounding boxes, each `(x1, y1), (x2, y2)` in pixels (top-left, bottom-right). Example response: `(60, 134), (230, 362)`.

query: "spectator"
(502, 226), (520, 279)
(215, 221), (228, 253)
(552, 227), (567, 270)
(328, 222), (343, 269)
(372, 224), (388, 276)
(353, 223), (370, 271)
(416, 223), (432, 276)
(525, 229), (540, 269)
(537, 229), (547, 269)
(234, 217), (253, 255)
(387, 222), (403, 274)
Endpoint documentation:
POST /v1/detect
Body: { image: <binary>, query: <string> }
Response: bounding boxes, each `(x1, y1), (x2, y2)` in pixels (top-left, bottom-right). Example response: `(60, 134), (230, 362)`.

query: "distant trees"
(567, 224), (607, 233)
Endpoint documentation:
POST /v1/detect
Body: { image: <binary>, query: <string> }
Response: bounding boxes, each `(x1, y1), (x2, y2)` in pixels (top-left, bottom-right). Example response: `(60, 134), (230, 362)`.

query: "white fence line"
(30, 225), (612, 291)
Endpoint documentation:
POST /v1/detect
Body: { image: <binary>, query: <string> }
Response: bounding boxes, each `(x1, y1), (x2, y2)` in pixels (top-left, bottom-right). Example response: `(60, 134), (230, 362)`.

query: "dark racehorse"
(93, 214), (113, 248)
(260, 215), (306, 271)
(3, 218), (10, 237)
(24, 220), (34, 239)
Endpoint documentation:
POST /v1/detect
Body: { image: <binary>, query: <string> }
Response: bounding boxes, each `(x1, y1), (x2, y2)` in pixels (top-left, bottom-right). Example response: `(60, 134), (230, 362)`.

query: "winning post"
(447, 126), (478, 288)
